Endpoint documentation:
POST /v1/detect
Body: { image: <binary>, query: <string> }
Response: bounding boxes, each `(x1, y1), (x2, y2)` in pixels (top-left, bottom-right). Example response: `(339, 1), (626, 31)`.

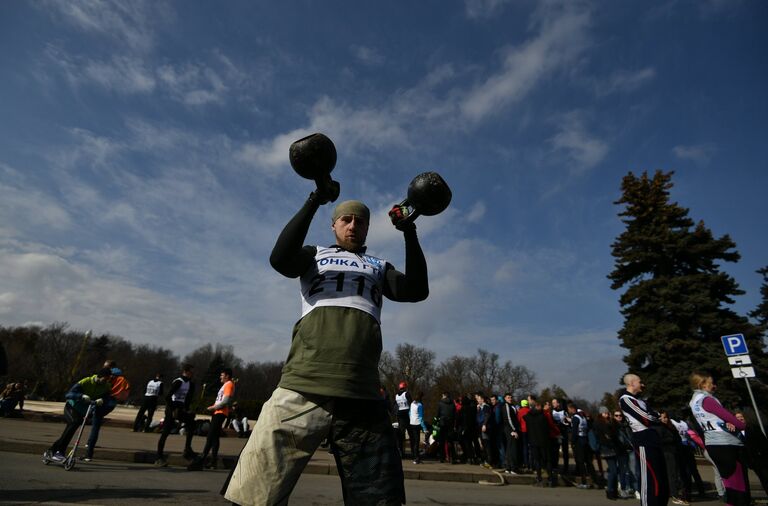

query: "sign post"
(721, 334), (765, 437)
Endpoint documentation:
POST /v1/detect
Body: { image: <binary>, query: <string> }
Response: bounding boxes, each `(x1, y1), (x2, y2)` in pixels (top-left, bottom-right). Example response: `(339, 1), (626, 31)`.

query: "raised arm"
(269, 193), (323, 278)
(383, 225), (429, 302)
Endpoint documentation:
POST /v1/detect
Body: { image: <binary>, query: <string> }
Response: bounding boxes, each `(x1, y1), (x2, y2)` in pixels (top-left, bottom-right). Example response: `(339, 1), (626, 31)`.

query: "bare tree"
(497, 362), (537, 400)
(433, 356), (475, 397)
(35, 323), (82, 397)
(470, 348), (502, 394)
(378, 343), (435, 397)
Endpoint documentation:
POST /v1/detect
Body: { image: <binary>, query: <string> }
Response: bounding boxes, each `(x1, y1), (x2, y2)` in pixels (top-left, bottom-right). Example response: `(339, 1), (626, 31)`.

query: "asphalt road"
(0, 450), (738, 506)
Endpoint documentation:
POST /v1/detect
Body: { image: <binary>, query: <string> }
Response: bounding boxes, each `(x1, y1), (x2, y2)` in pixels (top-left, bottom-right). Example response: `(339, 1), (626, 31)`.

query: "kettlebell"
(390, 171), (452, 225)
(289, 133), (340, 202)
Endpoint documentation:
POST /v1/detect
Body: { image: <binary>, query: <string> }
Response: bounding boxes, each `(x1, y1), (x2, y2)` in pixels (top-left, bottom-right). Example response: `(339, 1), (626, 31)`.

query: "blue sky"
(1, 1), (766, 400)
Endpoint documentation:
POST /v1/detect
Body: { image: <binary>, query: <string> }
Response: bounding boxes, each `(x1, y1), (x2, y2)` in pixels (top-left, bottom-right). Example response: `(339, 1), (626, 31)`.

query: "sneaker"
(671, 498), (689, 506)
(577, 483), (590, 489)
(183, 449), (198, 461)
(52, 451), (66, 463)
(412, 460), (421, 464)
(81, 456), (93, 462)
(481, 462), (492, 469)
(505, 470), (518, 475)
(635, 491), (641, 500)
(205, 459), (218, 470)
(154, 457), (168, 467)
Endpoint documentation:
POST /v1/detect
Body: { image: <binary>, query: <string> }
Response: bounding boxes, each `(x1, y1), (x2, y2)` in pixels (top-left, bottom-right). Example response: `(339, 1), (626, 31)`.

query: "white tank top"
(145, 379), (162, 397)
(395, 392), (409, 411)
(409, 401), (422, 425)
(171, 378), (190, 403)
(689, 390), (743, 446)
(689, 391), (726, 433)
(300, 247), (386, 323)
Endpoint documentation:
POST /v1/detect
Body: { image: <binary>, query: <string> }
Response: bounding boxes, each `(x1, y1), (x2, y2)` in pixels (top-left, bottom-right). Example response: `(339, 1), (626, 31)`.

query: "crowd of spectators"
(389, 378), (767, 505)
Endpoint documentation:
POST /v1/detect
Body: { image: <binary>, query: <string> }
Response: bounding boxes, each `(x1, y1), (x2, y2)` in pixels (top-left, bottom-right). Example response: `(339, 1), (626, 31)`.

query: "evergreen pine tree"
(749, 266), (768, 331)
(608, 170), (765, 409)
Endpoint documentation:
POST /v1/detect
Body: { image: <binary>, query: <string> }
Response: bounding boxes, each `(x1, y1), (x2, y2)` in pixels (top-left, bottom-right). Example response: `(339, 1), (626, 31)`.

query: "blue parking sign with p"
(721, 334), (748, 356)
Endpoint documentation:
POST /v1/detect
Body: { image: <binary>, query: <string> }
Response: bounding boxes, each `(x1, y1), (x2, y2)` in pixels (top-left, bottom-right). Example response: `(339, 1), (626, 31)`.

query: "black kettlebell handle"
(315, 174), (340, 203)
(389, 198), (421, 225)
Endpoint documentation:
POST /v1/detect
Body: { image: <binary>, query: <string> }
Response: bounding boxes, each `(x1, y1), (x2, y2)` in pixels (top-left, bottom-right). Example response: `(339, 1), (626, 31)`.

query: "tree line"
(0, 323), (550, 420)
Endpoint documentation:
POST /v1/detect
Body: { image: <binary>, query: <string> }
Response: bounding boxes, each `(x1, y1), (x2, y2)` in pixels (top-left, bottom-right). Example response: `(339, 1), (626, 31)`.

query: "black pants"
(50, 403), (86, 454)
(503, 431), (519, 471)
(396, 412), (409, 457)
(573, 439), (598, 485)
(678, 445), (705, 497)
(530, 442), (553, 482)
(550, 437), (562, 476)
(458, 429), (476, 463)
(157, 405), (195, 458)
(707, 445), (751, 506)
(437, 427), (457, 462)
(408, 424), (422, 462)
(559, 431), (570, 473)
(636, 444), (670, 506)
(133, 396), (158, 432)
(201, 413), (227, 461)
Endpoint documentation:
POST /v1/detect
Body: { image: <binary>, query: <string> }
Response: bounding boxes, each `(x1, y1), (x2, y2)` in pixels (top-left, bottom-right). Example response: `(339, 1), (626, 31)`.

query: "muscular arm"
(383, 227), (429, 302)
(269, 194), (322, 278)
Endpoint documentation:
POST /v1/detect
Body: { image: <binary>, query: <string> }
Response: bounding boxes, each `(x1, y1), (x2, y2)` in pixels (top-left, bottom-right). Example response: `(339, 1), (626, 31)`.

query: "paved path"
(2, 401), (767, 496)
(1, 402), (515, 484)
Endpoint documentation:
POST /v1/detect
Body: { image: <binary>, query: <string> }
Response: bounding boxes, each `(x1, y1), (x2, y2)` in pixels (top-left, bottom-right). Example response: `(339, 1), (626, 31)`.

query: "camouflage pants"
(224, 387), (404, 506)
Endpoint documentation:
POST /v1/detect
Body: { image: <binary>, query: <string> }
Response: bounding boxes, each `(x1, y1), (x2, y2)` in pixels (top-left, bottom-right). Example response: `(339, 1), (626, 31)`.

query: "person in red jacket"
(517, 398), (531, 470)
(543, 400), (562, 481)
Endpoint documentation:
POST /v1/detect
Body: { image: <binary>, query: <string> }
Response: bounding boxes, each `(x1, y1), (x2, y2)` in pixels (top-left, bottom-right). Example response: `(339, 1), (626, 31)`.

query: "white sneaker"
(52, 452), (66, 463)
(635, 491), (641, 500)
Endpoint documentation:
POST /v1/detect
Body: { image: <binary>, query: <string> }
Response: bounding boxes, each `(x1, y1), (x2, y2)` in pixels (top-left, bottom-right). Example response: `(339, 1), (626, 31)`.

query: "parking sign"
(721, 334), (748, 357)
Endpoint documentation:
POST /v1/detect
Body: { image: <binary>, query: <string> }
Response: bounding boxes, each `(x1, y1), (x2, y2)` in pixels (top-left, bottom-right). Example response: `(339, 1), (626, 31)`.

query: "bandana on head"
(332, 200), (370, 223)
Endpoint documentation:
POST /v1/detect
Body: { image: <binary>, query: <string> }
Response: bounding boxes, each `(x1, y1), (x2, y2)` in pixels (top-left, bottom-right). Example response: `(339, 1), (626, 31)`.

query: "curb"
(1, 413), (540, 485)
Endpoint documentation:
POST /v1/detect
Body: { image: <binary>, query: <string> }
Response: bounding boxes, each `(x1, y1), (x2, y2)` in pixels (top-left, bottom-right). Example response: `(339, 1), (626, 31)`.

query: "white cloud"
(466, 201), (486, 223)
(42, 0), (162, 53)
(85, 56), (157, 93)
(351, 45), (385, 66)
(549, 112), (608, 173)
(157, 62), (227, 105)
(460, 5), (591, 122)
(0, 181), (73, 232)
(596, 67), (656, 96)
(0, 246), (291, 362)
(464, 0), (512, 19)
(673, 144), (715, 165)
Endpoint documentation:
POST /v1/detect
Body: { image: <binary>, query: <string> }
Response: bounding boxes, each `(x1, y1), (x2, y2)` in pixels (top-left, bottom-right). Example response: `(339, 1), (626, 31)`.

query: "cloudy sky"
(1, 1), (766, 400)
